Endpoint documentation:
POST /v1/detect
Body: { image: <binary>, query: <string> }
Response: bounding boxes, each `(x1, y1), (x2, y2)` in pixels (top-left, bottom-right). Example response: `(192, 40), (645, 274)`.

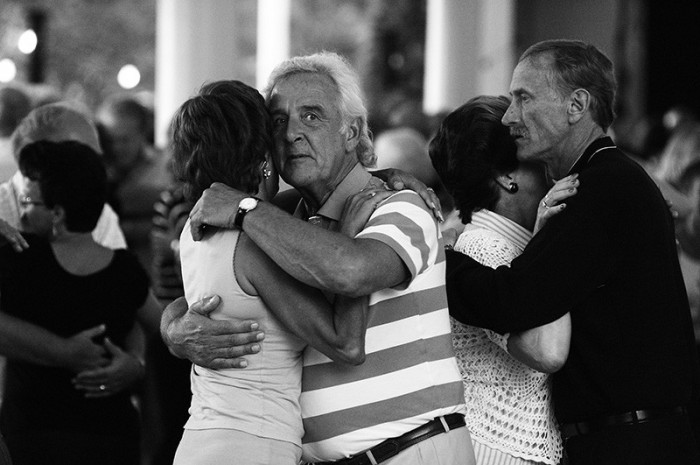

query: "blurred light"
(0, 59), (17, 83)
(118, 64), (140, 89)
(18, 29), (38, 54)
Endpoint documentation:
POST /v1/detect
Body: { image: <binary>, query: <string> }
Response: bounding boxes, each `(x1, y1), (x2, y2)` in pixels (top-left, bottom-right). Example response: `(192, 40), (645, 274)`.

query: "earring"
(262, 161), (272, 179)
(508, 182), (519, 193)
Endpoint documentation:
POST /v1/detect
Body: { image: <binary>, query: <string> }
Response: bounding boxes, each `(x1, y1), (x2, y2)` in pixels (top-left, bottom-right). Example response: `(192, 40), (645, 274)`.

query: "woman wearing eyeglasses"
(0, 140), (162, 465)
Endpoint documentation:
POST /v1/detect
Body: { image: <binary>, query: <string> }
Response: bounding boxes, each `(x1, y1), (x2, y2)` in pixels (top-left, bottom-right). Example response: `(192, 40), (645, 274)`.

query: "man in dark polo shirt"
(446, 39), (700, 464)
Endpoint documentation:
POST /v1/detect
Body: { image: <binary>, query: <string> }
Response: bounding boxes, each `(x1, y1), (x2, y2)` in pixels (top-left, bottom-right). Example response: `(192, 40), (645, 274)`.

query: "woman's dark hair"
(18, 140), (107, 232)
(170, 80), (274, 202)
(429, 95), (517, 223)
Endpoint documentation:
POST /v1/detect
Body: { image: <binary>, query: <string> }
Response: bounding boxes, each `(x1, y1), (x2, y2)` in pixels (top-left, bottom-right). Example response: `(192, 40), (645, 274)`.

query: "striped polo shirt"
(298, 164), (466, 462)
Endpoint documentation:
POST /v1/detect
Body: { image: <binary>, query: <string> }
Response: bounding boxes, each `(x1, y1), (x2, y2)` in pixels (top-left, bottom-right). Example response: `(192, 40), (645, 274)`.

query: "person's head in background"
(656, 122), (700, 193)
(0, 86), (32, 139)
(170, 79), (277, 204)
(430, 95), (547, 232)
(17, 140), (106, 238)
(374, 126), (454, 215)
(374, 127), (437, 186)
(96, 94), (150, 176)
(11, 102), (101, 159)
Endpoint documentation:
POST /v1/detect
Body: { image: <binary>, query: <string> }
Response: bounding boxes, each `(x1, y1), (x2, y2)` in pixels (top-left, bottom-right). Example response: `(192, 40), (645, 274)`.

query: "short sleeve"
(355, 190), (440, 282)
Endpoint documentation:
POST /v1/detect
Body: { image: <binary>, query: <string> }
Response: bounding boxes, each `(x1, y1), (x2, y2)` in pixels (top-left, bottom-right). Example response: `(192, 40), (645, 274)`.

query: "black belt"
(561, 406), (687, 439)
(315, 413), (465, 465)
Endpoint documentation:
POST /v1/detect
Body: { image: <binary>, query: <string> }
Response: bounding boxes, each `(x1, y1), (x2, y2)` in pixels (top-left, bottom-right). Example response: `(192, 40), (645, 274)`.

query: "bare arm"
(160, 295), (265, 369)
(189, 183), (408, 297)
(0, 218), (28, 252)
(507, 313), (571, 373)
(72, 289), (164, 397)
(239, 234), (366, 365)
(0, 309), (108, 372)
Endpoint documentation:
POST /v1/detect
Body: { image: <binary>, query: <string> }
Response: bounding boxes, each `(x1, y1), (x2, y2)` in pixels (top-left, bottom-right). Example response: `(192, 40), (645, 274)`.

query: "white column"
(423, 0), (515, 115)
(154, 0), (248, 147)
(477, 0), (515, 96)
(256, 0), (290, 91)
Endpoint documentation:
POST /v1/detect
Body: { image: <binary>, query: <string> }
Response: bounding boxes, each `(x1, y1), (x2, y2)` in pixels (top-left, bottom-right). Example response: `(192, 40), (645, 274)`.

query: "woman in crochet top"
(429, 95), (576, 465)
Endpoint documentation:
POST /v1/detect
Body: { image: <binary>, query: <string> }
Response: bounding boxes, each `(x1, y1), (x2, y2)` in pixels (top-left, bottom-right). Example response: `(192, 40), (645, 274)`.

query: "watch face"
(239, 197), (258, 210)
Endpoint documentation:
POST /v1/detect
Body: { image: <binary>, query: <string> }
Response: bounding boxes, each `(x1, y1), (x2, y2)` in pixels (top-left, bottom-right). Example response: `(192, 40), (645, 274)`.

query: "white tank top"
(179, 221), (306, 446)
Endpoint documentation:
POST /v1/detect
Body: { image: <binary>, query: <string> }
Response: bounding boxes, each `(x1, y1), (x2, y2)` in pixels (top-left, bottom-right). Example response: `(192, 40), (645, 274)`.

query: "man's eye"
(302, 113), (318, 122)
(273, 116), (287, 126)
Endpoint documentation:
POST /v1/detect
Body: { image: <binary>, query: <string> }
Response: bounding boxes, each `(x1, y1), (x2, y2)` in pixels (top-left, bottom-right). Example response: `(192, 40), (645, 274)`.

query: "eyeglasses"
(19, 196), (45, 208)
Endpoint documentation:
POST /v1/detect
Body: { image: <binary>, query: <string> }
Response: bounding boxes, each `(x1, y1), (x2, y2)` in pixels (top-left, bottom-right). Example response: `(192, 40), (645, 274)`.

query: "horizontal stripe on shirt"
(302, 379), (465, 443)
(303, 289), (449, 367)
(303, 330), (456, 391)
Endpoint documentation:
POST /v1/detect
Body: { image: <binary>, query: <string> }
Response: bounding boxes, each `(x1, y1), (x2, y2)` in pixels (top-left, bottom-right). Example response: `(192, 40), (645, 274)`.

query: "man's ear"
(343, 117), (361, 152)
(568, 88), (591, 124)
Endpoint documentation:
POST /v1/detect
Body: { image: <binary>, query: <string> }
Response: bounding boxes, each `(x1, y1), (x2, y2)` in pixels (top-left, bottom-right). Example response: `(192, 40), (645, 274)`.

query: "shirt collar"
(471, 209), (532, 252)
(295, 163), (373, 223)
(569, 136), (616, 174)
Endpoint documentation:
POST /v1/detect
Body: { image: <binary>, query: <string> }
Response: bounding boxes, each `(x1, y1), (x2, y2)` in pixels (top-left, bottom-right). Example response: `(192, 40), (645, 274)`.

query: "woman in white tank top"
(169, 80), (367, 465)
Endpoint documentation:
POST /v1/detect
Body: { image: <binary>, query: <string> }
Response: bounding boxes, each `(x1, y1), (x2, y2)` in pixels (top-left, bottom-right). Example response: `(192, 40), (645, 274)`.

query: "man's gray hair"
(263, 51), (375, 167)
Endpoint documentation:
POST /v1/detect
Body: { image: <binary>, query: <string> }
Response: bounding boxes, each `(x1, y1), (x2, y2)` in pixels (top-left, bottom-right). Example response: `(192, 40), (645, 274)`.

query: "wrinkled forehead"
(510, 56), (562, 97)
(268, 72), (340, 111)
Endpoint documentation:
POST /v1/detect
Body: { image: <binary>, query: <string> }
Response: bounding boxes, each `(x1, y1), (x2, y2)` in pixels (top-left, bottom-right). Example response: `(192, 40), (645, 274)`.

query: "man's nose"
(502, 103), (517, 126)
(285, 116), (303, 143)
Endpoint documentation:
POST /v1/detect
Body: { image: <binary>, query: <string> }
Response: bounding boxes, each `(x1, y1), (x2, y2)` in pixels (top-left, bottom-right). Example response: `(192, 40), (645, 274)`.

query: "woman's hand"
(339, 187), (394, 237)
(442, 228), (459, 251)
(371, 168), (443, 222)
(72, 338), (145, 398)
(0, 218), (28, 252)
(534, 174), (579, 234)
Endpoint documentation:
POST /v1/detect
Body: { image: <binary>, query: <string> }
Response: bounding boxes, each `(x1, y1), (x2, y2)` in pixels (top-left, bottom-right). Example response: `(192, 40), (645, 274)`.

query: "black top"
(446, 137), (700, 423)
(0, 234), (149, 435)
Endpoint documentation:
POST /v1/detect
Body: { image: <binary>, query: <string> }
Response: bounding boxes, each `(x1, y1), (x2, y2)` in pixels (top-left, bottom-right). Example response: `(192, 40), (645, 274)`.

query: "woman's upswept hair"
(170, 80), (274, 202)
(263, 51), (375, 167)
(520, 39), (617, 131)
(429, 95), (517, 224)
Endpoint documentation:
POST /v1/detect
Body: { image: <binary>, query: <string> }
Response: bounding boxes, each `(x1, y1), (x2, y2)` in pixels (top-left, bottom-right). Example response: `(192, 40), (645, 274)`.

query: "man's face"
(268, 72), (354, 197)
(19, 178), (52, 236)
(502, 57), (570, 164)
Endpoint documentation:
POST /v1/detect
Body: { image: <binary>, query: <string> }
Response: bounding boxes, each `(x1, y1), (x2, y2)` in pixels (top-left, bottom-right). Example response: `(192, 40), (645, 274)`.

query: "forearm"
(159, 296), (189, 358)
(324, 295), (367, 364)
(446, 252), (566, 333)
(0, 312), (75, 367)
(507, 312), (571, 373)
(243, 202), (375, 295)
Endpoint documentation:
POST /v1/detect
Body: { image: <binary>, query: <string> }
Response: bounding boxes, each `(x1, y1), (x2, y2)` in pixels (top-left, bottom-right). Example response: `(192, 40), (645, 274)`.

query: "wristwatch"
(234, 197), (260, 229)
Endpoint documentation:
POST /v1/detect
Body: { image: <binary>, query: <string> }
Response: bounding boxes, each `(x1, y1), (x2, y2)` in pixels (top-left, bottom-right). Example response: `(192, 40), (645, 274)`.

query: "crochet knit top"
(451, 209), (563, 464)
